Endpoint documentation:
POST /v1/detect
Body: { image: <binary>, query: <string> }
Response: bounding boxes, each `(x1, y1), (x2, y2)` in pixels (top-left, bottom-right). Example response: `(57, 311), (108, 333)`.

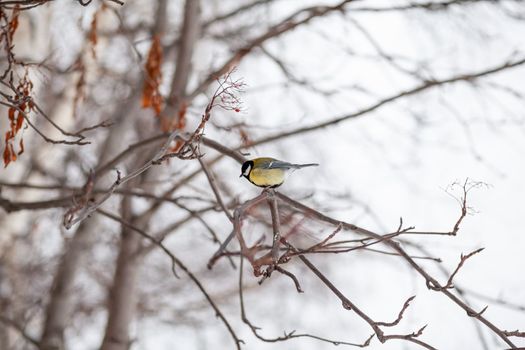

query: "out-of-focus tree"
(1, 1), (525, 349)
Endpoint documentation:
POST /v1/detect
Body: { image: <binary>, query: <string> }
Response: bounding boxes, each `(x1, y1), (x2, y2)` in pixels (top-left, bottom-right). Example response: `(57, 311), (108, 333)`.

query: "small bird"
(240, 157), (318, 188)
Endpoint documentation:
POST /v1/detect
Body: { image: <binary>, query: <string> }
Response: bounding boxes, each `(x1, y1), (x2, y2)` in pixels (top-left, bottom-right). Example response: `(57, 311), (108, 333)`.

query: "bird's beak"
(239, 174), (243, 178)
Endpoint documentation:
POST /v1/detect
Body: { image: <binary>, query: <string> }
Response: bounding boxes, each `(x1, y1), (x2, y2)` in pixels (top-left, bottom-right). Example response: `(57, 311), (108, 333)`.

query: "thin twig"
(63, 131), (181, 229)
(196, 149), (233, 222)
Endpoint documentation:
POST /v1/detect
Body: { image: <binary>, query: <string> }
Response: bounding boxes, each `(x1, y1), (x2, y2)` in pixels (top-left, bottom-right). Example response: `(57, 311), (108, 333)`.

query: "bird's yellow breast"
(248, 168), (285, 187)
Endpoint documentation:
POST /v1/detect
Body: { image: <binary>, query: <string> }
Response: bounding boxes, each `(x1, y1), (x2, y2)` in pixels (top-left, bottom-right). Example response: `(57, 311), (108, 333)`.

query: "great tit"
(240, 157), (318, 188)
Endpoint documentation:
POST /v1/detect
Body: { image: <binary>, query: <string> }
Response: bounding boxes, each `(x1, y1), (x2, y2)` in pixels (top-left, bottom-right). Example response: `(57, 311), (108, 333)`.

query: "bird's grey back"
(263, 159), (319, 169)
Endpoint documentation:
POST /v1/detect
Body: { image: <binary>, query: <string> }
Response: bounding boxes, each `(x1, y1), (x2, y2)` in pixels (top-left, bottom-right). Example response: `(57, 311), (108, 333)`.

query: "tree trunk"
(99, 1), (200, 348)
(40, 92), (139, 350)
(40, 221), (94, 350)
(99, 218), (141, 350)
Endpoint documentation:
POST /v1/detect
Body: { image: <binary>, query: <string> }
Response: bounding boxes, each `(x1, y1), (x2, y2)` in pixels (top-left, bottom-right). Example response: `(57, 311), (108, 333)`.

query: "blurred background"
(1, 0), (525, 349)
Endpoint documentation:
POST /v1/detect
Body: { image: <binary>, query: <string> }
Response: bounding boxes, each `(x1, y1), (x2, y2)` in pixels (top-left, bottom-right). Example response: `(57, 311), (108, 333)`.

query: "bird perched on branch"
(240, 157), (318, 188)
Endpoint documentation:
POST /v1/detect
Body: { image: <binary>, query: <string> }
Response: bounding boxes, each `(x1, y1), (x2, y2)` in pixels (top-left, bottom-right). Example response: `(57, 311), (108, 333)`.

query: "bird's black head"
(240, 160), (254, 178)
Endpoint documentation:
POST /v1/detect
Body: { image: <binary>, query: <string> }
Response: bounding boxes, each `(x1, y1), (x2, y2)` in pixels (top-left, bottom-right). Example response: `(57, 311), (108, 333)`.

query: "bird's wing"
(264, 159), (295, 169)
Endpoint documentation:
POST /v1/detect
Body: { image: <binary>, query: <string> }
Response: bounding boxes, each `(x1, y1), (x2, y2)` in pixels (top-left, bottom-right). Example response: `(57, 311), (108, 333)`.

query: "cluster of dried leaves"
(3, 71), (32, 167)
(1, 6), (30, 168)
(142, 34), (163, 116)
(141, 33), (190, 148)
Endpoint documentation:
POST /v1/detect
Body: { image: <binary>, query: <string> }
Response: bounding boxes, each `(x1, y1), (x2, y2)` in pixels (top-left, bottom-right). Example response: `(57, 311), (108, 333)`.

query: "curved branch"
(188, 0), (357, 100)
(245, 56), (525, 148)
(96, 209), (244, 349)
(275, 192), (516, 348)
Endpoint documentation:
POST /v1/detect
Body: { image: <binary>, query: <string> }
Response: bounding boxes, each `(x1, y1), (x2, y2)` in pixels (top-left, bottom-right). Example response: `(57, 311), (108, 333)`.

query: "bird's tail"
(293, 163), (319, 168)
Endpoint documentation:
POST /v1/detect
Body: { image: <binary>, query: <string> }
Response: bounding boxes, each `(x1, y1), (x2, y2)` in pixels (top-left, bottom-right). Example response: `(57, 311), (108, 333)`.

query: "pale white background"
(1, 1), (525, 349)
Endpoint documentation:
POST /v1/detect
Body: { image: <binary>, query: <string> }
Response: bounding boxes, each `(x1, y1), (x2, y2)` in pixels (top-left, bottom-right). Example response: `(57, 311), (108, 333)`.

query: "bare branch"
(503, 330), (525, 338)
(238, 256), (374, 348)
(202, 0), (276, 30)
(196, 148), (233, 222)
(266, 189), (282, 266)
(0, 315), (40, 348)
(273, 192), (516, 348)
(96, 209), (244, 349)
(189, 0), (357, 100)
(0, 193), (72, 212)
(286, 241), (436, 349)
(441, 248), (485, 290)
(63, 131), (181, 229)
(352, 0), (494, 13)
(245, 56), (525, 148)
(376, 296), (417, 327)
